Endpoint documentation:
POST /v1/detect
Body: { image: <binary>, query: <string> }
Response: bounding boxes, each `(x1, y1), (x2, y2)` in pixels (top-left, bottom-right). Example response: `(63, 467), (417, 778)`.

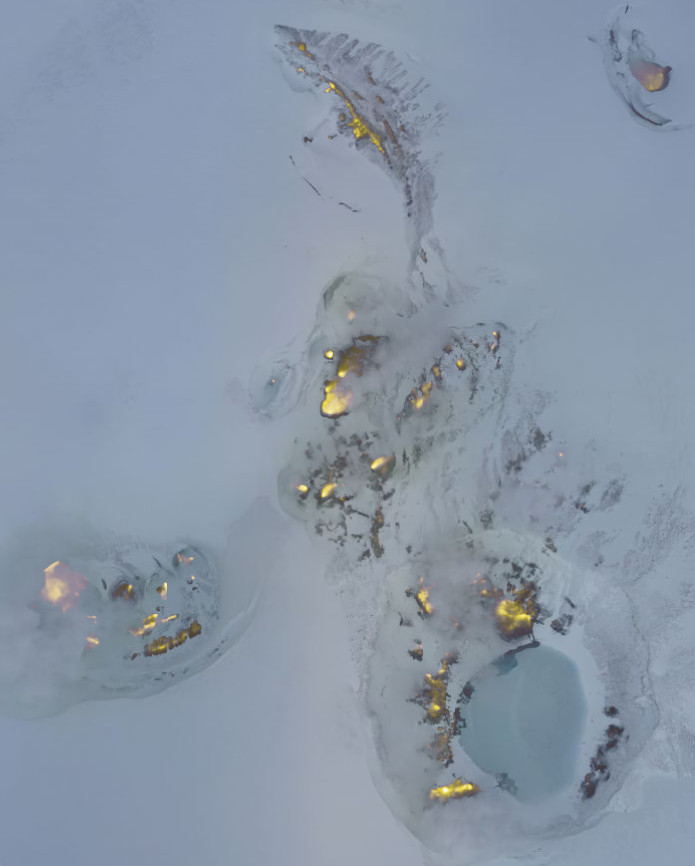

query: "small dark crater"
(480, 508), (494, 529)
(459, 681), (475, 704)
(544, 536), (557, 553)
(550, 613), (573, 635)
(532, 428), (551, 451)
(600, 479), (624, 510)
(505, 453), (526, 474)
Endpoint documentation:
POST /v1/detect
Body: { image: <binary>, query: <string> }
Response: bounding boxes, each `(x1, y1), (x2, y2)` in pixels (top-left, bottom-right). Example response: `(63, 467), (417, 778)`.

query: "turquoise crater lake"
(459, 645), (587, 803)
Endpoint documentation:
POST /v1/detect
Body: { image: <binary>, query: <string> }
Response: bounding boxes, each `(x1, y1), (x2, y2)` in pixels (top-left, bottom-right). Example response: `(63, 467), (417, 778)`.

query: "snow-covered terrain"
(2, 0), (695, 864)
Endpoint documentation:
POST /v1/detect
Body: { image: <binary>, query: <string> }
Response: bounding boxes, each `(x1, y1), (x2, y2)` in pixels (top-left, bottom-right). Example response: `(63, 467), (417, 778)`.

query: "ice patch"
(592, 3), (694, 131)
(0, 500), (274, 718)
(275, 25), (447, 276)
(249, 258), (664, 861)
(460, 646), (587, 804)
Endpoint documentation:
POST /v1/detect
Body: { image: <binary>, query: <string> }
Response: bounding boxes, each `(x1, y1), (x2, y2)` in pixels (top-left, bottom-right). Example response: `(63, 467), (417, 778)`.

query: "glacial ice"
(0, 501), (270, 718)
(259, 22), (671, 862)
(593, 4), (693, 130)
(4, 2), (695, 864)
(274, 25), (446, 271)
(250, 253), (659, 861)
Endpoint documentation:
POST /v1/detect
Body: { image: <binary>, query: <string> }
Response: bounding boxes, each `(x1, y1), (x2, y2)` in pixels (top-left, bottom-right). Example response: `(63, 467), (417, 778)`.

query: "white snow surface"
(2, 0), (695, 864)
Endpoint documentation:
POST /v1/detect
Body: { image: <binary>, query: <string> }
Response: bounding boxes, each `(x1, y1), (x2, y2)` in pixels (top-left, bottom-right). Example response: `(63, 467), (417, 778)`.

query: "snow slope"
(1, 0), (695, 864)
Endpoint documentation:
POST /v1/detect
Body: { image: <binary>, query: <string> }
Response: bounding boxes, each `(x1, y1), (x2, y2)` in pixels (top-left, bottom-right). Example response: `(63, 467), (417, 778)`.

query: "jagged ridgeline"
(274, 25), (447, 259)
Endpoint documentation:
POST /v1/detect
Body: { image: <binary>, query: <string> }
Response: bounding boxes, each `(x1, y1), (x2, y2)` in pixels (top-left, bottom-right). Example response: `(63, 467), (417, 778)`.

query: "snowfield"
(1, 0), (695, 864)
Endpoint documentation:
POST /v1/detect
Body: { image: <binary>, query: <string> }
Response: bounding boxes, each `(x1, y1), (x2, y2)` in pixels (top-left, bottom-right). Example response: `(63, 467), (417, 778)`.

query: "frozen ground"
(2, 0), (695, 864)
